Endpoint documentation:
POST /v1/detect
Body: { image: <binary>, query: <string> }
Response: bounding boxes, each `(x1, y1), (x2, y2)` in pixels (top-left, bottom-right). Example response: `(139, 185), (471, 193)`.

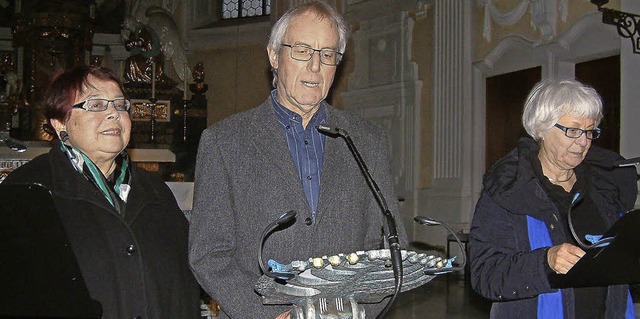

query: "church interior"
(1, 0), (640, 317)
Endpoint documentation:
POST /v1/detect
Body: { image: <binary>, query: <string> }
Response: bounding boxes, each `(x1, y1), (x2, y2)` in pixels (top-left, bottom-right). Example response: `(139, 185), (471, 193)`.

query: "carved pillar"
(424, 0), (473, 234)
(433, 0), (465, 180)
(341, 11), (422, 216)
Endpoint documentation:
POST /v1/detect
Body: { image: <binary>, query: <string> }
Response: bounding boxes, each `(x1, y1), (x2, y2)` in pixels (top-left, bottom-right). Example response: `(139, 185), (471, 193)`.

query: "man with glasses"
(470, 79), (637, 318)
(189, 2), (407, 318)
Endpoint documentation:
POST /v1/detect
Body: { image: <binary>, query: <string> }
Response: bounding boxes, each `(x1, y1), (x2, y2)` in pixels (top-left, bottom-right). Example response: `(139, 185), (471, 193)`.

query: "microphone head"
(317, 125), (340, 136)
(414, 216), (441, 226)
(571, 192), (584, 205)
(277, 210), (297, 225)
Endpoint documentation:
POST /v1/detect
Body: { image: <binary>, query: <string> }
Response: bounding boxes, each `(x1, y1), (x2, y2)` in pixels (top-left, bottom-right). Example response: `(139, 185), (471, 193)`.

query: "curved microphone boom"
(258, 210), (297, 280)
(317, 124), (402, 319)
(414, 216), (467, 275)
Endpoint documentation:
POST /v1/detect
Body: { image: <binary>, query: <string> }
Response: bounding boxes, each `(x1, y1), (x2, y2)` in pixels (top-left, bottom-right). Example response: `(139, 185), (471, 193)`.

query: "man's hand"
(547, 243), (585, 274)
(274, 310), (291, 319)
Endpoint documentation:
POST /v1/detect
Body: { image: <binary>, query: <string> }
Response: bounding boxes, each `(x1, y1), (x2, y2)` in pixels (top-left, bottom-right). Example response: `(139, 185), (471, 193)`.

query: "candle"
(151, 61), (156, 99)
(183, 63), (188, 100)
(119, 61), (124, 83)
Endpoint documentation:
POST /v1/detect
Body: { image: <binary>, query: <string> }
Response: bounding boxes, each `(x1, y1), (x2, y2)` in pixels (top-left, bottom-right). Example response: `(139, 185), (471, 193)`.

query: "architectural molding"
(342, 10), (421, 214)
(480, 0), (569, 42)
(187, 21), (271, 51)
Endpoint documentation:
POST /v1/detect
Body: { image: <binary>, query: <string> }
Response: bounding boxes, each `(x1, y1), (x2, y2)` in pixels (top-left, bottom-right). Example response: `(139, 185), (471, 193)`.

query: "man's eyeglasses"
(554, 123), (601, 140)
(282, 44), (343, 66)
(72, 98), (131, 112)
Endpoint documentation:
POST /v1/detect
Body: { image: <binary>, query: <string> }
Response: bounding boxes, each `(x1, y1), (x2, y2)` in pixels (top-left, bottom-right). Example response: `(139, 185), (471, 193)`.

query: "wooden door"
(575, 55), (620, 153)
(485, 67), (541, 170)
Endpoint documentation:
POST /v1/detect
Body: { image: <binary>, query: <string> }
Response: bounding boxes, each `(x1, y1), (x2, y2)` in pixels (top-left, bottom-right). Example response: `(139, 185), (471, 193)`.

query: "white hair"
(522, 79), (603, 140)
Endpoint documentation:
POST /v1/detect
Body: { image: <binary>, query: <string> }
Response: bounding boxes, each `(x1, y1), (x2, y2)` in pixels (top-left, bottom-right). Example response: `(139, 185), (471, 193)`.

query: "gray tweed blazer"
(189, 98), (408, 318)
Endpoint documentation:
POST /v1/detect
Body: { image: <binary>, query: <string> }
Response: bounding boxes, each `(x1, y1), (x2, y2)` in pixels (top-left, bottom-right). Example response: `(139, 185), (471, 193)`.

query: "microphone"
(258, 210), (297, 280)
(317, 124), (402, 319)
(567, 192), (614, 250)
(613, 157), (640, 167)
(414, 216), (467, 275)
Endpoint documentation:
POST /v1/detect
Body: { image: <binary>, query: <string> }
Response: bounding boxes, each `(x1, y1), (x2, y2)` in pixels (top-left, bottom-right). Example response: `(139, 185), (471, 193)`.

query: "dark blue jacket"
(470, 137), (637, 319)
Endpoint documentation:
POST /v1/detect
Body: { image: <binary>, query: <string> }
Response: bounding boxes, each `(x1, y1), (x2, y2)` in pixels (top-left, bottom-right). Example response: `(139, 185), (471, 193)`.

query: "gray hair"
(268, 1), (349, 88)
(522, 79), (603, 141)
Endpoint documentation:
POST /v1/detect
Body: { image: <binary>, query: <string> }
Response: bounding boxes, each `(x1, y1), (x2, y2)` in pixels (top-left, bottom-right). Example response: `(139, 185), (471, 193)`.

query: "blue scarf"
(527, 215), (635, 319)
(527, 215), (564, 318)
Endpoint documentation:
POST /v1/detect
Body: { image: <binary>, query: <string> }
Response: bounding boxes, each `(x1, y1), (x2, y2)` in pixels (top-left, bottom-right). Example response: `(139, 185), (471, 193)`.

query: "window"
(222, 0), (271, 19)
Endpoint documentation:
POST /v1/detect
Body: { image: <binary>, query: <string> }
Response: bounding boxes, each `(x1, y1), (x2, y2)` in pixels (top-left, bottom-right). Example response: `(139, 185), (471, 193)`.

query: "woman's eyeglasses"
(554, 123), (601, 140)
(72, 98), (131, 112)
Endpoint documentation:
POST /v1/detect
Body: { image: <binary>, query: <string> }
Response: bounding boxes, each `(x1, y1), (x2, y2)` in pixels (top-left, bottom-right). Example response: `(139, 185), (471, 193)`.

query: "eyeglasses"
(282, 44), (343, 66)
(72, 98), (131, 112)
(554, 123), (601, 140)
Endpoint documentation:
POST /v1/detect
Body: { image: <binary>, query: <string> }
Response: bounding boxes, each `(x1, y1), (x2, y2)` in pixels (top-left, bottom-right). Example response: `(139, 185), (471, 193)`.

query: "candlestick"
(183, 99), (188, 142)
(119, 61), (124, 83)
(149, 98), (157, 143)
(183, 63), (188, 100)
(151, 61), (156, 99)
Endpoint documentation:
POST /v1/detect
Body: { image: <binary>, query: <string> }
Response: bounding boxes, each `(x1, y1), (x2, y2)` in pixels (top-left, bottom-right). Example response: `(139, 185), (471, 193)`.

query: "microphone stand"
(317, 125), (402, 319)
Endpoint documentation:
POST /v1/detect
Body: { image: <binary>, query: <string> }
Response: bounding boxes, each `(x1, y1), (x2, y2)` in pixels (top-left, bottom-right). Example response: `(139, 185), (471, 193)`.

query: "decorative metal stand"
(255, 249), (455, 319)
(149, 97), (157, 142)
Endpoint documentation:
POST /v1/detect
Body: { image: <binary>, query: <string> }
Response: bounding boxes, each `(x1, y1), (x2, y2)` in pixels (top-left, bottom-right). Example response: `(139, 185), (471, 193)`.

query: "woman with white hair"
(470, 79), (637, 318)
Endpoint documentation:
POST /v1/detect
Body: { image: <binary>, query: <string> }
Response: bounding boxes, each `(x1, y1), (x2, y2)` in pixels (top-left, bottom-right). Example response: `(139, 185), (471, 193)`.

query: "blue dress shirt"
(271, 90), (326, 221)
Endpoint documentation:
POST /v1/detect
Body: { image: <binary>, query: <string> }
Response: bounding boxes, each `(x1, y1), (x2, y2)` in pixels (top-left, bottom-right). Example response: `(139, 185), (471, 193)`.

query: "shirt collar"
(270, 89), (327, 129)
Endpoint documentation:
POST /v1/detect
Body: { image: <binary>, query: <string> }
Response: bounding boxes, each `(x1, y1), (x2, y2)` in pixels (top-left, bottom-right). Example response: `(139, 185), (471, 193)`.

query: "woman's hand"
(274, 310), (290, 319)
(547, 243), (585, 274)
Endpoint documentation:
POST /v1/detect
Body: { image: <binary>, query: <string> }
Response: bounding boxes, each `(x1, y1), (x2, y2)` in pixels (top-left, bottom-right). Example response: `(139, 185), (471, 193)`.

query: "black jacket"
(470, 137), (637, 318)
(4, 142), (201, 318)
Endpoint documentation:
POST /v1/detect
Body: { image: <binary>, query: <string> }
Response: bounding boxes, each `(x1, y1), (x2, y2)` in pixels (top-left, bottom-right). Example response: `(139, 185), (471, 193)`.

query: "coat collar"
(48, 142), (150, 222)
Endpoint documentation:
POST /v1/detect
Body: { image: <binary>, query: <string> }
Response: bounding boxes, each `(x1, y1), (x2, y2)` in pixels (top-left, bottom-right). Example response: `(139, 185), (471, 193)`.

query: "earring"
(60, 130), (69, 142)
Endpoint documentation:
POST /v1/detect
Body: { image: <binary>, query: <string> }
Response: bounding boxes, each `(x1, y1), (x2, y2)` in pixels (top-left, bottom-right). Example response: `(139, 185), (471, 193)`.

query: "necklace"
(548, 170), (574, 183)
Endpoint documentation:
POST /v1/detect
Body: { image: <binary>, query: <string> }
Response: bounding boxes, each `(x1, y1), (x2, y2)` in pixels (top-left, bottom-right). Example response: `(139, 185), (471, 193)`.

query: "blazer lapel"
(315, 108), (353, 223)
(248, 100), (308, 203)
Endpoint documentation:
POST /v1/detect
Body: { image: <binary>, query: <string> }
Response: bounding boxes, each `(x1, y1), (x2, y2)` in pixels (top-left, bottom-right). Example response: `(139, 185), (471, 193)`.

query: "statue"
(121, 15), (171, 85)
(3, 72), (22, 99)
(190, 62), (208, 95)
(120, 4), (192, 89)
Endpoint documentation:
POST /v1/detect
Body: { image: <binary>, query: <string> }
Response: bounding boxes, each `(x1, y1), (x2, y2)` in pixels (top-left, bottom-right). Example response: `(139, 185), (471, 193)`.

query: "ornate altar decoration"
(120, 3), (204, 181)
(0, 1), (207, 182)
(9, 0), (96, 141)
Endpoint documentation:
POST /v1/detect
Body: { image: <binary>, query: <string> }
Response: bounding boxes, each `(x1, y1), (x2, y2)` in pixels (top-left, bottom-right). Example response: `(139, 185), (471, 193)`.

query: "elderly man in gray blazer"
(188, 2), (408, 318)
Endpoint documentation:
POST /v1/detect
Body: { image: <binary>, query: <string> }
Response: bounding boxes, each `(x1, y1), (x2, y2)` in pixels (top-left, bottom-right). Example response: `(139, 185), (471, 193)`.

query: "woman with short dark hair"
(5, 65), (200, 318)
